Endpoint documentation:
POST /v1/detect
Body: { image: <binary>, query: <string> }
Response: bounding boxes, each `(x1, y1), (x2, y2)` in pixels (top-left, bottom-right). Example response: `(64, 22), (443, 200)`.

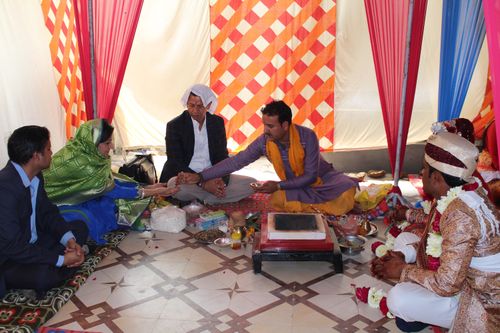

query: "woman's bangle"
(138, 188), (145, 199)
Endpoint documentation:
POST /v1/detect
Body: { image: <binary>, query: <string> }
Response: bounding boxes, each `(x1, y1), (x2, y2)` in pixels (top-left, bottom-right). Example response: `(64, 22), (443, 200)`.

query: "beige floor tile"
(235, 270), (282, 292)
(229, 290), (280, 316)
(114, 316), (158, 333)
(118, 297), (168, 319)
(292, 326), (340, 333)
(152, 318), (201, 333)
(159, 298), (204, 321)
(44, 299), (79, 325)
(308, 274), (355, 295)
(150, 260), (188, 278)
(191, 268), (238, 290)
(181, 260), (223, 279)
(246, 323), (292, 333)
(184, 288), (231, 314)
(246, 303), (294, 325)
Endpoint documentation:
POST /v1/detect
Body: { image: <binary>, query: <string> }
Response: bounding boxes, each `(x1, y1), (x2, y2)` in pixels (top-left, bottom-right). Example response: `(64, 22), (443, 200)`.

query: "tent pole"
(394, 0), (415, 190)
(88, 0), (97, 119)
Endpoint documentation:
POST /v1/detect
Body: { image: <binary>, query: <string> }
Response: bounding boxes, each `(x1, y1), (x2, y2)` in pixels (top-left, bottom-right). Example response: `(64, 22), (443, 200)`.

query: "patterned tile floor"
(44, 217), (432, 333)
(45, 158), (428, 332)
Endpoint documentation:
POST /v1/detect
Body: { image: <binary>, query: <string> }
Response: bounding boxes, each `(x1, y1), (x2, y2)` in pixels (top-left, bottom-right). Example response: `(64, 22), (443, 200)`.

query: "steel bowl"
(338, 235), (367, 255)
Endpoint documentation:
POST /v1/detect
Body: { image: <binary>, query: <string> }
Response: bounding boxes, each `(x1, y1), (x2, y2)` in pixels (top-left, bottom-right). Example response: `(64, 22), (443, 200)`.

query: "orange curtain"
(210, 0), (336, 152)
(41, 0), (87, 139)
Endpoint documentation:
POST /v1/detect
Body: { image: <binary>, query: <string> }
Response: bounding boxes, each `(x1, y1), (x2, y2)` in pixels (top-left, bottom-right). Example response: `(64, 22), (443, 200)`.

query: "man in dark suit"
(0, 126), (88, 298)
(160, 84), (254, 204)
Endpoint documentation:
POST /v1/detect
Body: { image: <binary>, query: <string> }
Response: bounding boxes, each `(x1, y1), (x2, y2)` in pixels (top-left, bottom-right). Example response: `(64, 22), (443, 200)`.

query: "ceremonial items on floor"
(252, 213), (343, 274)
(338, 235), (367, 255)
(190, 210), (228, 230)
(150, 205), (186, 233)
(194, 229), (226, 243)
(367, 169), (386, 178)
(267, 213), (326, 240)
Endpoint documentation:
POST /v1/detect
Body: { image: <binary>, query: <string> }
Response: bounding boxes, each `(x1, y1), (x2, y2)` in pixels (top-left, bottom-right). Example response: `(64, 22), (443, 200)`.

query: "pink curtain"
(73, 0), (143, 121)
(364, 0), (427, 177)
(484, 0), (500, 168)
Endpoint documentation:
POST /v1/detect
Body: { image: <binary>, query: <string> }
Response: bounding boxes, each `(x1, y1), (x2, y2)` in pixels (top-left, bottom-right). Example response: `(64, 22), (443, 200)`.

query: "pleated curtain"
(364, 0), (427, 178)
(73, 0), (143, 121)
(437, 0), (486, 121)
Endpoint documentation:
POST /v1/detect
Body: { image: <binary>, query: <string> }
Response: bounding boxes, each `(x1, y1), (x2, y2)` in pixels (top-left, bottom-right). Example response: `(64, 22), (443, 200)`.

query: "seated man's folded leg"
(387, 282), (459, 329)
(271, 186), (356, 215)
(3, 261), (77, 296)
(395, 317), (429, 332)
(168, 176), (206, 202)
(216, 174), (256, 203)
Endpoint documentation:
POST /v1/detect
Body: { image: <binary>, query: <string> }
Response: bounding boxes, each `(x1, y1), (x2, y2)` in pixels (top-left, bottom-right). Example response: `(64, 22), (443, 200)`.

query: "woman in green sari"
(44, 119), (178, 244)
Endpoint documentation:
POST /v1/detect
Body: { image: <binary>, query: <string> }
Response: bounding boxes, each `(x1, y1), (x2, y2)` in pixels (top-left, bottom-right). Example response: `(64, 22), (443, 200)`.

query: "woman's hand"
(141, 184), (179, 198)
(156, 186), (179, 197)
(145, 182), (168, 189)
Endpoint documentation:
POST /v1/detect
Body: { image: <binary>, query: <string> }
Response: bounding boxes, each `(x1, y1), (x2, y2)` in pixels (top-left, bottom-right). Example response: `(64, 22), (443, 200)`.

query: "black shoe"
(395, 317), (429, 332)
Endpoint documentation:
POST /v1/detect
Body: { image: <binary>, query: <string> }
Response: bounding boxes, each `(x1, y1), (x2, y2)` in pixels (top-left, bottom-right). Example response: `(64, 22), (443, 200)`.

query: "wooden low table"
(252, 216), (343, 274)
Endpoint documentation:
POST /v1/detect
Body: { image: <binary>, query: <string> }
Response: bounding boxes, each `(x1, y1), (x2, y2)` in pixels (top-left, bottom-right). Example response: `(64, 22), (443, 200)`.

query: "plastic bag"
(355, 183), (392, 211)
(150, 205), (186, 233)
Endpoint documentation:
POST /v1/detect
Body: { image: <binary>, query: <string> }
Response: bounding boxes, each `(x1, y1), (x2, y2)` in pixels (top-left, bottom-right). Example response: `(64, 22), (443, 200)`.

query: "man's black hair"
(261, 100), (292, 125)
(8, 126), (50, 165)
(428, 165), (467, 188)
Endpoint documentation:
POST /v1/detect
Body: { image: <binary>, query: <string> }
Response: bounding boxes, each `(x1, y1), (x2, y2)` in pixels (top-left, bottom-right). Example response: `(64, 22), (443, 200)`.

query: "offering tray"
(252, 213), (343, 274)
(267, 212), (326, 240)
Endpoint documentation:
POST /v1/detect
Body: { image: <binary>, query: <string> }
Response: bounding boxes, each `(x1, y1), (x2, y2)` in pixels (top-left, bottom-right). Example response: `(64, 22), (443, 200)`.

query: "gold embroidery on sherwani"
(400, 191), (500, 332)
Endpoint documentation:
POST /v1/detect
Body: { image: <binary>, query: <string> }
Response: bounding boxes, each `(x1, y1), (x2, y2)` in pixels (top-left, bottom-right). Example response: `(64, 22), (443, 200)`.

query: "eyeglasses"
(187, 103), (206, 111)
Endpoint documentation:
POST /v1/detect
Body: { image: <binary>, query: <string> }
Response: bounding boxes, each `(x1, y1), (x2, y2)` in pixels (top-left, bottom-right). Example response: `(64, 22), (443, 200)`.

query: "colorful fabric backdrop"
(41, 0), (86, 139)
(210, 0), (336, 152)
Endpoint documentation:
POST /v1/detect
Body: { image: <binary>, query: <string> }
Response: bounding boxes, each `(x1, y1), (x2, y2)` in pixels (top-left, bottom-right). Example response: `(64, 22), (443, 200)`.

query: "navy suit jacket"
(160, 111), (230, 183)
(0, 162), (74, 267)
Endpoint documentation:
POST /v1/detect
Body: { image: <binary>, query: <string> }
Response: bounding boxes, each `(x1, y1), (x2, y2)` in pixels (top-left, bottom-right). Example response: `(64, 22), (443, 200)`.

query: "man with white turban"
(160, 84), (255, 204)
(372, 131), (500, 332)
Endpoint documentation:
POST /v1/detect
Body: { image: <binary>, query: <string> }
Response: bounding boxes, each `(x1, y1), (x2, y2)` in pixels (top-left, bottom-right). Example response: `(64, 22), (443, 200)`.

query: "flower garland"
(370, 220), (409, 258)
(373, 179), (480, 269)
(353, 285), (394, 318)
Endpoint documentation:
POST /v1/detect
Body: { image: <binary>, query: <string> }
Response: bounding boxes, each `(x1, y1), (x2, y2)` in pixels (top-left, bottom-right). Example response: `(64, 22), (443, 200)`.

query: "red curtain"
(73, 0), (143, 121)
(364, 0), (427, 177)
(484, 0), (500, 168)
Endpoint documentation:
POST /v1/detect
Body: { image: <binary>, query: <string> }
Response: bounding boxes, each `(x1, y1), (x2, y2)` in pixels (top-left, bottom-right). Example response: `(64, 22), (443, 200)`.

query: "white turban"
(180, 84), (218, 114)
(424, 132), (479, 181)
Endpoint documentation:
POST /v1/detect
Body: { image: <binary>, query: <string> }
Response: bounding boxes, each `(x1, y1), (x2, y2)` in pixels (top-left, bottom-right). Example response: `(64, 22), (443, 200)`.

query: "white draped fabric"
(0, 0), (65, 167)
(333, 0), (488, 150)
(0, 0), (489, 167)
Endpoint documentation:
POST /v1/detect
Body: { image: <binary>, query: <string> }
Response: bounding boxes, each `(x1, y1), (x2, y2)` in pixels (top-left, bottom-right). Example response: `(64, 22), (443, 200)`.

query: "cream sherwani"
(388, 191), (500, 332)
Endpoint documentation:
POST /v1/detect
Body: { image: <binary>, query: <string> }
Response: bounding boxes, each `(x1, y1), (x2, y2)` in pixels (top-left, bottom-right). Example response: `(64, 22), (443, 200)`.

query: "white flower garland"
(425, 186), (465, 258)
(367, 287), (395, 318)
